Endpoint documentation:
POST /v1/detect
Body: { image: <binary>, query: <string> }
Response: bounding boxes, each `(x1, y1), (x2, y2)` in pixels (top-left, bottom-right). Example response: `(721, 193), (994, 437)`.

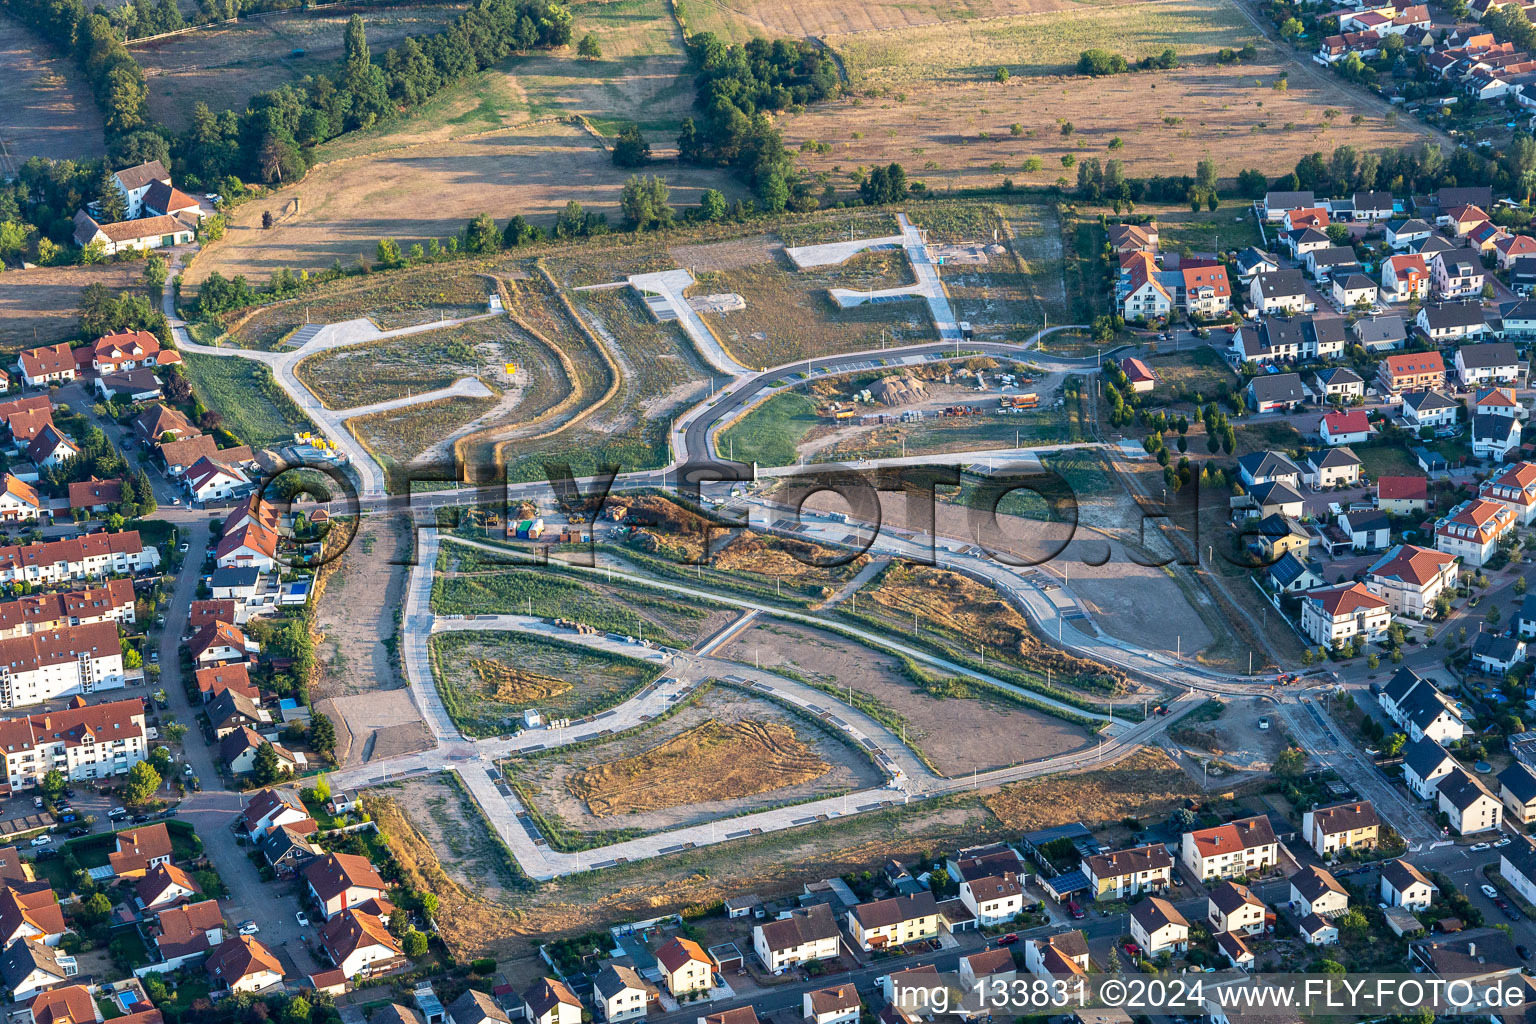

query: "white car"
(238, 921), (259, 935)
(1483, 884), (1501, 899)
(1496, 837), (1513, 848)
(1472, 843), (1492, 852)
(28, 836), (50, 847)
(295, 911), (309, 927)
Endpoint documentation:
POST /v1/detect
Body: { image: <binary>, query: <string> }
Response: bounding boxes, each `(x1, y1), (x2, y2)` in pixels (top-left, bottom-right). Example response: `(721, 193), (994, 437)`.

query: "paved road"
(897, 212), (960, 340)
(330, 376), (494, 418)
(626, 270), (750, 376)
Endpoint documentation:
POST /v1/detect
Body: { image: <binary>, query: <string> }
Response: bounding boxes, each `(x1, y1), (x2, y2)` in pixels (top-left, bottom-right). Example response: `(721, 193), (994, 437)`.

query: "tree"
(1384, 732), (1406, 756)
(144, 255), (168, 291)
(310, 713), (337, 760)
(1518, 576), (1529, 595)
(96, 170), (127, 224)
(463, 213), (501, 254)
(577, 33), (601, 59)
(611, 122), (650, 167)
(284, 997), (311, 1024)
(82, 892), (112, 922)
(698, 189), (727, 222)
(149, 745), (173, 773)
(123, 760), (161, 804)
(376, 238), (404, 269)
(403, 930), (429, 958)
(1274, 746), (1307, 778)
(124, 647), (143, 669)
(1280, 17), (1304, 41)
(40, 770), (65, 800)
(502, 215), (539, 248)
(620, 175), (673, 230)
(994, 66), (1010, 83)
(252, 742), (282, 785)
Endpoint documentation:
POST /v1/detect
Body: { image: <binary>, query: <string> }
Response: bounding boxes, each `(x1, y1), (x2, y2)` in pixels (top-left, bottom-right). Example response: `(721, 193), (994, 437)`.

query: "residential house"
(108, 823), (171, 878)
(1365, 544), (1458, 616)
(1263, 191), (1316, 220)
(1400, 389), (1458, 428)
(1456, 341), (1520, 385)
(0, 531), (159, 587)
(1286, 207), (1332, 232)
(28, 426), (78, 470)
(1377, 476), (1430, 514)
(1022, 931), (1091, 978)
(1419, 303), (1489, 343)
(700, 1011), (757, 1024)
(1402, 735), (1458, 799)
(26, 985), (95, 1024)
(196, 664), (258, 703)
(71, 212), (194, 256)
(86, 330), (172, 374)
(1207, 881), (1267, 935)
(1386, 218), (1434, 249)
(0, 476), (41, 522)
(1468, 220), (1509, 254)
(1252, 514), (1311, 562)
(0, 697), (149, 789)
(135, 862), (201, 911)
(66, 478), (121, 515)
(1249, 269), (1314, 314)
(1355, 314), (1410, 350)
(1129, 897), (1189, 955)
(1334, 273), (1379, 308)
(1268, 552), (1325, 594)
(1179, 262), (1232, 317)
(260, 825), (322, 874)
(1215, 931), (1254, 972)
(1480, 463), (1536, 528)
(93, 367), (162, 402)
(1380, 860), (1438, 910)
(0, 885), (64, 947)
(223, 725), (297, 774)
(1438, 766), (1504, 834)
(1117, 253), (1173, 322)
(1082, 844), (1172, 900)
(1, 942), (76, 1001)
(149, 900), (225, 971)
(1299, 582), (1391, 647)
(752, 902), (839, 972)
(240, 788), (309, 841)
(1120, 358), (1155, 393)
(1389, 674), (1466, 744)
(210, 567), (261, 603)
(1247, 373), (1306, 413)
(957, 948), (1016, 992)
(958, 873), (1024, 924)
(1443, 203), (1493, 234)
(656, 936), (712, 998)
(1107, 223), (1158, 253)
(1287, 226), (1332, 258)
(1381, 253), (1430, 302)
(1430, 249), (1486, 298)
(1471, 632), (1526, 675)
(846, 893), (939, 951)
(158, 436), (219, 478)
(803, 985), (860, 1024)
(524, 980), (583, 1024)
(1320, 409), (1371, 445)
(1315, 367), (1366, 402)
(321, 908), (404, 980)
(1472, 414), (1522, 460)
(1513, 257), (1536, 296)
(1496, 234), (1536, 269)
(142, 179), (202, 221)
(592, 966), (650, 1024)
(1378, 351), (1447, 394)
(1307, 246), (1362, 283)
(131, 404), (196, 445)
(305, 852), (386, 920)
(1235, 247), (1279, 280)
(190, 620), (259, 667)
(111, 161), (171, 218)
(1501, 839), (1536, 908)
(1473, 386), (1524, 420)
(1237, 451), (1302, 489)
(1290, 865), (1349, 917)
(1247, 480), (1306, 519)
(17, 345), (77, 388)
(1234, 315), (1344, 364)
(1340, 508), (1391, 551)
(185, 457), (252, 504)
(1499, 761), (1536, 824)
(1436, 498), (1517, 566)
(1303, 447), (1363, 489)
(206, 935), (284, 994)
(1299, 914), (1340, 946)
(1353, 190), (1396, 220)
(1301, 801), (1381, 858)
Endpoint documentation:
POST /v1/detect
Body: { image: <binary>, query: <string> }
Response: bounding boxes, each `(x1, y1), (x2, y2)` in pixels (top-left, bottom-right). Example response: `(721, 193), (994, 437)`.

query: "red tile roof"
(1377, 476), (1428, 501)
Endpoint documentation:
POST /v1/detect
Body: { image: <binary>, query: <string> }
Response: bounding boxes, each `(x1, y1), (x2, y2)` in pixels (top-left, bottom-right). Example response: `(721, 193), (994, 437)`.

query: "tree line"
(173, 0), (572, 188)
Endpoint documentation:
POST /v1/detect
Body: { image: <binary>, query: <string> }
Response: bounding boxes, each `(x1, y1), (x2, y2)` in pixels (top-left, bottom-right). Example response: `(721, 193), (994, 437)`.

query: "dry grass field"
(350, 392), (503, 486)
(184, 120), (742, 287)
(230, 267), (494, 349)
(296, 316), (526, 410)
(569, 718), (832, 817)
(983, 747), (1199, 829)
(780, 0), (1428, 188)
(680, 0), (1156, 41)
(0, 15), (106, 167)
(134, 3), (470, 132)
(0, 264), (143, 355)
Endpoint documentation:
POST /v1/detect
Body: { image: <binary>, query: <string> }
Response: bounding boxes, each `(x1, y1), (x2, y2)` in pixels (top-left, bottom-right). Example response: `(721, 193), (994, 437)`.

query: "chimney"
(40, 717), (48, 729)
(1468, 942), (1476, 956)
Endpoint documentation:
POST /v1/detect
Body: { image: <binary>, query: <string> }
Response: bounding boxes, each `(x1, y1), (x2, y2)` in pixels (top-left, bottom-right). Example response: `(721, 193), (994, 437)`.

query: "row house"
(1454, 340), (1518, 384)
(0, 579), (134, 640)
(1380, 667), (1466, 744)
(1377, 351), (1446, 394)
(1480, 462), (1536, 525)
(1402, 735), (1458, 799)
(1180, 815), (1280, 881)
(0, 532), (159, 586)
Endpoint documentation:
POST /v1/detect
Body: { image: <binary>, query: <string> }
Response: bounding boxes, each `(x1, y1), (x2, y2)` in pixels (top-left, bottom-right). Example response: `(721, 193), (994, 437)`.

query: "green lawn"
(1233, 420), (1304, 455)
(180, 352), (315, 449)
(1149, 206), (1264, 255)
(1356, 444), (1422, 479)
(1146, 347), (1239, 405)
(718, 390), (821, 468)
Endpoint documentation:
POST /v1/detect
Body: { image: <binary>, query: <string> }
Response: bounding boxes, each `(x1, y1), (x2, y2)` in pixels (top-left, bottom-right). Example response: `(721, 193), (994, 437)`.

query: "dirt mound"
(475, 659), (574, 703)
(870, 564), (1123, 690)
(984, 748), (1196, 830)
(567, 719), (831, 817)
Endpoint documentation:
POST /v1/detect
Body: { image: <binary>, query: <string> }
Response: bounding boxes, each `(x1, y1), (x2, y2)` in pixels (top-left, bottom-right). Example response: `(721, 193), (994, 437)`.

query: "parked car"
(1067, 901), (1085, 919)
(108, 807), (127, 819)
(65, 828), (87, 838)
(1519, 945), (1531, 960)
(295, 911), (310, 927)
(1123, 943), (1141, 957)
(1472, 842), (1492, 852)
(1482, 884), (1501, 899)
(1496, 837), (1512, 848)
(996, 933), (1018, 947)
(238, 921), (259, 935)
(28, 835), (50, 847)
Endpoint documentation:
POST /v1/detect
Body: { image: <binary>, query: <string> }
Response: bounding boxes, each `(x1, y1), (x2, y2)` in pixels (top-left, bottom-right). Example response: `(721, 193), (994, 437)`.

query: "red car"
(1067, 901), (1085, 919)
(997, 933), (1019, 947)
(1123, 943), (1141, 957)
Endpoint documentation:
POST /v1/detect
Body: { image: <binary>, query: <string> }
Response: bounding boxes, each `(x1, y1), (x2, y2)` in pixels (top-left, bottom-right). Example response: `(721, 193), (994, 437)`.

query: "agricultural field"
(133, 3), (471, 132)
(428, 630), (662, 736)
(0, 263), (143, 355)
(782, 0), (1427, 189)
(229, 268), (494, 349)
(296, 316), (525, 410)
(504, 685), (883, 843)
(179, 351), (315, 448)
(694, 249), (932, 368)
(433, 542), (733, 647)
(184, 120), (741, 287)
(497, 285), (712, 482)
(719, 619), (1090, 777)
(0, 15), (105, 167)
(679, 0), (1153, 42)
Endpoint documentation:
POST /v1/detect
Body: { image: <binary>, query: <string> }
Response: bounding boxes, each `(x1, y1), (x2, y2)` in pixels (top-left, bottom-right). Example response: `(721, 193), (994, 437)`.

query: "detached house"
(1299, 582), (1390, 647)
(1499, 761), (1536, 824)
(1380, 860), (1438, 910)
(803, 985), (859, 1024)
(958, 873), (1024, 924)
(1290, 865), (1349, 917)
(1455, 341), (1518, 385)
(1438, 766), (1503, 835)
(108, 823), (171, 878)
(1180, 816), (1280, 881)
(1320, 409), (1371, 445)
(1381, 253), (1430, 302)
(206, 935), (283, 995)
(321, 908), (404, 981)
(305, 853), (386, 921)
(1400, 389), (1458, 428)
(1333, 273), (1379, 309)
(1022, 931), (1091, 978)
(1249, 269), (1314, 314)
(1436, 498), (1516, 566)
(1419, 303), (1489, 343)
(655, 936), (712, 998)
(1496, 234), (1536, 269)
(1365, 544), (1458, 616)
(1207, 881), (1267, 936)
(1376, 476), (1430, 514)
(1430, 249), (1486, 299)
(753, 903), (839, 973)
(1386, 218), (1434, 249)
(1303, 447), (1362, 489)
(1247, 373), (1306, 413)
(1378, 351), (1446, 394)
(1129, 898), (1189, 956)
(110, 161), (171, 218)
(846, 893), (938, 951)
(593, 965), (651, 1024)
(1302, 801), (1381, 858)
(524, 980), (582, 1024)
(1082, 844), (1172, 900)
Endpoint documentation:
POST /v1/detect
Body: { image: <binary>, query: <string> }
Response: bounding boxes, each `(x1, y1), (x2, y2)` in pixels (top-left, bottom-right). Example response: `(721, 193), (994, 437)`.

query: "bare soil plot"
(378, 775), (999, 959)
(681, 0), (1155, 42)
(0, 264), (141, 356)
(669, 234), (782, 272)
(351, 393), (504, 490)
(694, 249), (931, 367)
(311, 516), (421, 766)
(183, 120), (742, 287)
(720, 619), (1090, 777)
(230, 268), (494, 349)
(429, 629), (662, 736)
(135, 3), (470, 132)
(296, 315), (526, 410)
(984, 746), (1201, 829)
(1172, 695), (1287, 770)
(0, 15), (105, 167)
(506, 685), (882, 836)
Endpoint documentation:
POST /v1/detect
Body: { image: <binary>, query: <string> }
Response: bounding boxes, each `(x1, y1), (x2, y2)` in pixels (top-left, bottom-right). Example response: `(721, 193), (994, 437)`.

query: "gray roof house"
(1247, 373), (1307, 411)
(1353, 315), (1409, 350)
